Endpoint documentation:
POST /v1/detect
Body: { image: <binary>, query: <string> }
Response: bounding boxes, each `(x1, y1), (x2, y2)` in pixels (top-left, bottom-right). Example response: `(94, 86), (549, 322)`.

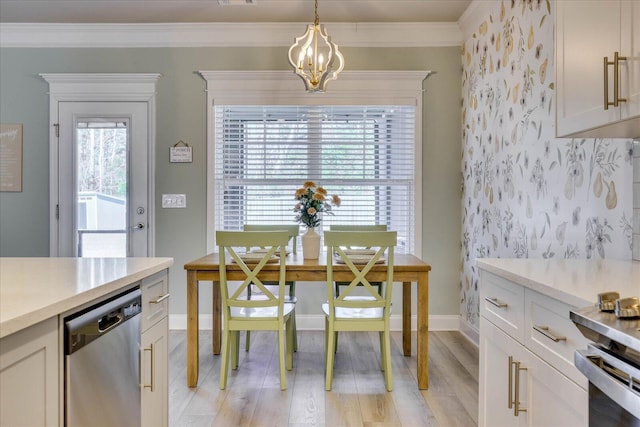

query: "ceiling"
(0, 0), (472, 24)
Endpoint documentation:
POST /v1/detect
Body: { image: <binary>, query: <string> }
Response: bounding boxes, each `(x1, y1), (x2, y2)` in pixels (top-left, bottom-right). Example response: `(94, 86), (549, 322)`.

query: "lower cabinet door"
(141, 316), (168, 427)
(527, 348), (588, 426)
(480, 318), (588, 427)
(480, 318), (528, 427)
(0, 317), (59, 427)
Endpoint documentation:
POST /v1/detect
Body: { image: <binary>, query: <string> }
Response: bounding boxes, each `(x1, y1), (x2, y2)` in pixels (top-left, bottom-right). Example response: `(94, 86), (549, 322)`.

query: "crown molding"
(0, 22), (462, 48)
(458, 0), (500, 42)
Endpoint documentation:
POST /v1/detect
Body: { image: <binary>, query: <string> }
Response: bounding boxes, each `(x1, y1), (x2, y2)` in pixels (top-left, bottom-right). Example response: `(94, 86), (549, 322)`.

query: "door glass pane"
(75, 119), (128, 257)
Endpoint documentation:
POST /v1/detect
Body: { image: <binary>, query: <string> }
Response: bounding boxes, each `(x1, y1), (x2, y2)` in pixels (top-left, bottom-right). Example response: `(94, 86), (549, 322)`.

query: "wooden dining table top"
(184, 251), (431, 272)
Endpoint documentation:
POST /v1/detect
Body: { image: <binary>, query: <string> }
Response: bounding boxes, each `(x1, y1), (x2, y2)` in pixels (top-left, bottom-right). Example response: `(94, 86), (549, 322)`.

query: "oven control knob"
(615, 297), (640, 319)
(597, 291), (620, 312)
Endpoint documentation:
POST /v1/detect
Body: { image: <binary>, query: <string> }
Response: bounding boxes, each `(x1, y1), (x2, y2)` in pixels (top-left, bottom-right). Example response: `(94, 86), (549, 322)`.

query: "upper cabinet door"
(621, 1), (640, 126)
(555, 0), (640, 138)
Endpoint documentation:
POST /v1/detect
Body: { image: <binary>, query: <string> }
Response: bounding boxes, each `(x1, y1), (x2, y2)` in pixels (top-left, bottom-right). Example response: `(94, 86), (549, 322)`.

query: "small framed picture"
(0, 123), (23, 192)
(170, 140), (192, 163)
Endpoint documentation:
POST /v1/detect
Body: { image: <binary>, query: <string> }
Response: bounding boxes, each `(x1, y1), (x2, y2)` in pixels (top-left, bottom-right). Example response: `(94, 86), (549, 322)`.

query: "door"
(57, 102), (150, 257)
(555, 0), (623, 137)
(141, 316), (168, 427)
(479, 319), (529, 427)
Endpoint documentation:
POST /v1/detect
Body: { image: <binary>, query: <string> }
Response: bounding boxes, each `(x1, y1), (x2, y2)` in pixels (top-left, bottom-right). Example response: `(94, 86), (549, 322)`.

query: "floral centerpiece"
(293, 181), (341, 228)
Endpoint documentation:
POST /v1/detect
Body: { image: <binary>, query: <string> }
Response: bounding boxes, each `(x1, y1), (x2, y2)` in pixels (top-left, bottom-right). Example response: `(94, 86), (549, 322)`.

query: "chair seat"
(322, 301), (384, 319)
(230, 302), (295, 319)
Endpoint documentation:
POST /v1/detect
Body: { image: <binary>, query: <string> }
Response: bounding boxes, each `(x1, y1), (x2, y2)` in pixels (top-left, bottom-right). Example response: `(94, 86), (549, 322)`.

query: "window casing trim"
(200, 70), (429, 257)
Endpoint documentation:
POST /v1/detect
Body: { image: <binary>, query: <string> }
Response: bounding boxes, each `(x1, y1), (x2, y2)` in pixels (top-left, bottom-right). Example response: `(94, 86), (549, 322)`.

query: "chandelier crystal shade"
(287, 0), (344, 93)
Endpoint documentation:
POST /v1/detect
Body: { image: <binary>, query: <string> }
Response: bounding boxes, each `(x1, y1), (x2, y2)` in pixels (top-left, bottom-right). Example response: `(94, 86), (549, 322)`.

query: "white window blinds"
(214, 105), (416, 253)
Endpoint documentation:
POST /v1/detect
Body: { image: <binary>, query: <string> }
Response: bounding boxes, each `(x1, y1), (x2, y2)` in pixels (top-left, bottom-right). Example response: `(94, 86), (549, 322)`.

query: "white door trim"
(40, 73), (161, 256)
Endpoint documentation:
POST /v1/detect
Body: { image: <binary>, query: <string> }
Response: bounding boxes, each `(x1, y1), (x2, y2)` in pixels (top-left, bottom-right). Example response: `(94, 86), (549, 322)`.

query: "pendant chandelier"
(287, 0), (344, 93)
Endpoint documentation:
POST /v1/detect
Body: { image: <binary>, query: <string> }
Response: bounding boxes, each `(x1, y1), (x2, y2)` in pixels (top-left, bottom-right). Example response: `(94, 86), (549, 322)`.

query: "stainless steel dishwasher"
(64, 287), (142, 427)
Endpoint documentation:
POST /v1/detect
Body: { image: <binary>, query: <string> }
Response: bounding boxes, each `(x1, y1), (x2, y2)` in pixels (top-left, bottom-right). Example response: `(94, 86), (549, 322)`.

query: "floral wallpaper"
(460, 0), (635, 329)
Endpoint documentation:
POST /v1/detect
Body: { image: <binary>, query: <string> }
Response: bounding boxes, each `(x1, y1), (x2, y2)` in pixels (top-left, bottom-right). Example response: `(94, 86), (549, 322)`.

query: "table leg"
(187, 270), (199, 387)
(212, 280), (221, 355)
(402, 281), (411, 356)
(417, 271), (429, 389)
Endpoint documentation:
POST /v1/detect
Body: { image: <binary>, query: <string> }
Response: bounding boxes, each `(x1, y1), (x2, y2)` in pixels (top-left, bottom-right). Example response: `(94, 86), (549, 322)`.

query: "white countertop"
(475, 258), (640, 307)
(0, 257), (173, 339)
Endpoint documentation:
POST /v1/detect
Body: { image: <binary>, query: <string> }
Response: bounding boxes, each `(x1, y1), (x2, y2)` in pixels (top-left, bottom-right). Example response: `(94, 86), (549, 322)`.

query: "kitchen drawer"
(524, 288), (589, 390)
(479, 270), (525, 343)
(141, 269), (170, 332)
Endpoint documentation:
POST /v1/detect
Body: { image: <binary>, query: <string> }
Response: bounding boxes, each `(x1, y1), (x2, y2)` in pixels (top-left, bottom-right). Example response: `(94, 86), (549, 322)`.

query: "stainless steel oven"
(571, 293), (640, 427)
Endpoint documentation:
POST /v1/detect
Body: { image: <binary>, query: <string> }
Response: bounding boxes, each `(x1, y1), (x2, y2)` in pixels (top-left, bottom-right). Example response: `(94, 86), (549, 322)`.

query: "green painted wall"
(0, 46), (461, 320)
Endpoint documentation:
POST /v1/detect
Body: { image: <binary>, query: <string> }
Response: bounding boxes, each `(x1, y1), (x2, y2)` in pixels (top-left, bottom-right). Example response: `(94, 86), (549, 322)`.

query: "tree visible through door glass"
(75, 120), (128, 257)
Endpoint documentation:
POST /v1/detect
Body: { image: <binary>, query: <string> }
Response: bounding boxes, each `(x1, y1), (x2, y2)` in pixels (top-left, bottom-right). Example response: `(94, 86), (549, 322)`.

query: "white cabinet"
(480, 319), (528, 427)
(0, 317), (59, 427)
(141, 316), (168, 427)
(479, 270), (588, 427)
(556, 0), (640, 138)
(140, 270), (169, 427)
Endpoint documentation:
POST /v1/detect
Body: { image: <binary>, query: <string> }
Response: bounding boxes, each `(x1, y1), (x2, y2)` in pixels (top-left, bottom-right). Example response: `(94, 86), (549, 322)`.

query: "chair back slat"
(329, 224), (387, 232)
(243, 224), (299, 254)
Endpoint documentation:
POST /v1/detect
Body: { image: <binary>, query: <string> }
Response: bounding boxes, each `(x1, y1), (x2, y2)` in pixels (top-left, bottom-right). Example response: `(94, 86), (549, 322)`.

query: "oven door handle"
(575, 349), (640, 420)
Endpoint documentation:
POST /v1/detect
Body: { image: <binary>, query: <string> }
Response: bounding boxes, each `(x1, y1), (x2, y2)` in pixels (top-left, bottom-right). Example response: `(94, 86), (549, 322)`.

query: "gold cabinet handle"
(604, 52), (628, 110)
(149, 293), (170, 304)
(485, 296), (508, 308)
(513, 360), (527, 416)
(613, 51), (627, 107)
(508, 356), (514, 409)
(143, 344), (155, 391)
(533, 325), (566, 342)
(604, 55), (612, 110)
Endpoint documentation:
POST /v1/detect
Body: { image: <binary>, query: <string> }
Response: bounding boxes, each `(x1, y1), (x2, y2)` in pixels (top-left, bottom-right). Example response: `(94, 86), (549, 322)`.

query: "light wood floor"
(168, 329), (479, 427)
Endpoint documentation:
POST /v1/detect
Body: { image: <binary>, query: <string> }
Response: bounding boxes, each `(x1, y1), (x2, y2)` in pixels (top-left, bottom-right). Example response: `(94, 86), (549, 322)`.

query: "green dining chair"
(216, 230), (295, 390)
(242, 224), (299, 352)
(328, 225), (387, 352)
(329, 224), (387, 296)
(322, 230), (397, 391)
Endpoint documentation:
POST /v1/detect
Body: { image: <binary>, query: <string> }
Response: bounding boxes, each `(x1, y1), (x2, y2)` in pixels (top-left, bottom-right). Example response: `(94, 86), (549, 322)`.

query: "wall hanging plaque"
(0, 123), (23, 192)
(170, 140), (192, 163)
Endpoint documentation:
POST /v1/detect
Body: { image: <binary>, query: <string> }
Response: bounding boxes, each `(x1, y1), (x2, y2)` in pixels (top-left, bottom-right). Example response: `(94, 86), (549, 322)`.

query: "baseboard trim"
(169, 313), (461, 332)
(458, 318), (479, 347)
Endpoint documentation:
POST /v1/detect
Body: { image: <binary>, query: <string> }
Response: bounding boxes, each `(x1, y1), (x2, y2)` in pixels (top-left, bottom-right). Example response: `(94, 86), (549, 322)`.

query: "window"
(214, 105), (415, 253)
(200, 70), (427, 256)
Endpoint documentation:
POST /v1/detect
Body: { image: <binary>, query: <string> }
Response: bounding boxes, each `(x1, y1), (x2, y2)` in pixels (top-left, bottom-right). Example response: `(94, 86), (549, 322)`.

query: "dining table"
(184, 251), (432, 389)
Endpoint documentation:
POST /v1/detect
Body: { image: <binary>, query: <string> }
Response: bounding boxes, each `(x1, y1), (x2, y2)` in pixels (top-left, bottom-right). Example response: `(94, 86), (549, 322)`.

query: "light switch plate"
(162, 194), (186, 208)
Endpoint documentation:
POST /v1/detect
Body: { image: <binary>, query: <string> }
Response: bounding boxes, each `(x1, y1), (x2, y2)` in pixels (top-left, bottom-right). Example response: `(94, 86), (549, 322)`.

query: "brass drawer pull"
(508, 356), (527, 416)
(604, 51), (627, 110)
(533, 325), (566, 342)
(143, 344), (155, 392)
(485, 296), (508, 308)
(513, 360), (527, 416)
(149, 293), (170, 304)
(508, 356), (514, 409)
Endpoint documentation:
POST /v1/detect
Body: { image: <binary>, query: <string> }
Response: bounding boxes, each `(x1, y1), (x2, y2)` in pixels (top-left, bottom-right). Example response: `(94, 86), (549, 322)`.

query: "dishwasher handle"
(97, 311), (124, 333)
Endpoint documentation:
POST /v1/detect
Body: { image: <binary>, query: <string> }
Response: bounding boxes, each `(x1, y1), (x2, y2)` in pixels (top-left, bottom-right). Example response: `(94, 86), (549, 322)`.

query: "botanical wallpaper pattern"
(460, 0), (634, 329)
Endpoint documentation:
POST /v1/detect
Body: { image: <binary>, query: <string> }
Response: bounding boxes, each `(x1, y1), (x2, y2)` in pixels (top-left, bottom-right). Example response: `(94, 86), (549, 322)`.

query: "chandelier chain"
(314, 0), (319, 26)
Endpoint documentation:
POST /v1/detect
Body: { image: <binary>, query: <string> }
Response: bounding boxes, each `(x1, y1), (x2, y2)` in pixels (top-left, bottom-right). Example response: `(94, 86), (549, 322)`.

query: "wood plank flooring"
(168, 330), (478, 427)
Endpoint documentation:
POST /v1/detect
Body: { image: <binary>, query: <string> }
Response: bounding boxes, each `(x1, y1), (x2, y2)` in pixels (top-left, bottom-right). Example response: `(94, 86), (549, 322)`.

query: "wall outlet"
(162, 194), (186, 208)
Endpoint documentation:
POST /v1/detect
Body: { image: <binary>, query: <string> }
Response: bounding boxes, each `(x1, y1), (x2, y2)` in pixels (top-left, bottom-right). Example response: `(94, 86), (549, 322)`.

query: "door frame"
(41, 73), (161, 256)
